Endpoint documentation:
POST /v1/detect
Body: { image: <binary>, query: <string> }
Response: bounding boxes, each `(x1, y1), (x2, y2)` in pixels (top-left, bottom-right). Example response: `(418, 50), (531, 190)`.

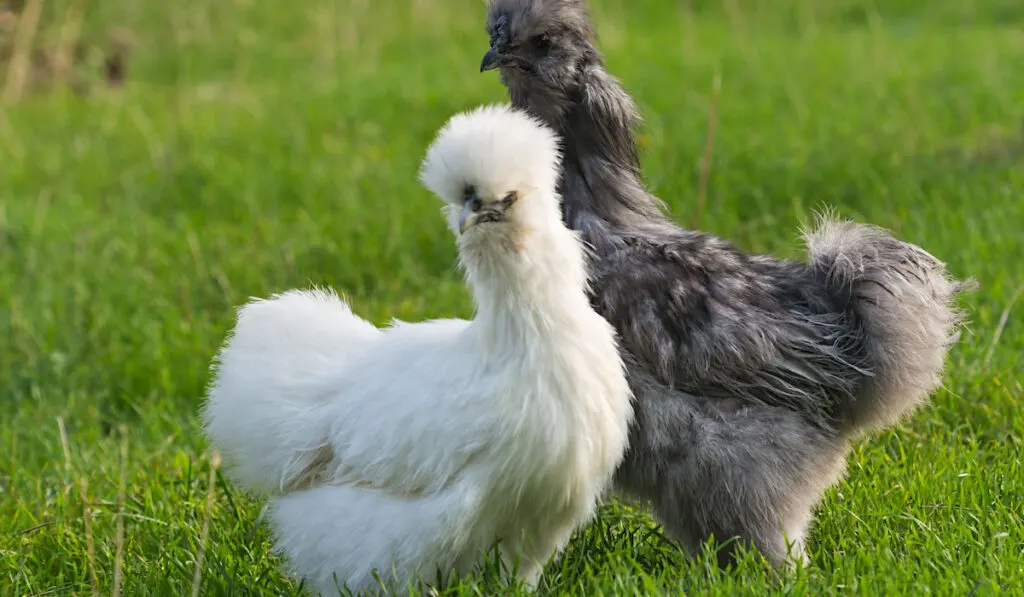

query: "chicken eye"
(532, 34), (551, 50)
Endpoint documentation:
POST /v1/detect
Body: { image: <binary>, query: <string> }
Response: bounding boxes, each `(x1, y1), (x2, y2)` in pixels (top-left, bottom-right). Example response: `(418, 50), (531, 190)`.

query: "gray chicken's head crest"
(482, 0), (598, 108)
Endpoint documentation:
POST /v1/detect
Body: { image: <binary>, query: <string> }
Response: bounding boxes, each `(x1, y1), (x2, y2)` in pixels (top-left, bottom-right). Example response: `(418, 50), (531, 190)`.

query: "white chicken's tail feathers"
(804, 215), (976, 434)
(269, 483), (481, 596)
(202, 288), (382, 495)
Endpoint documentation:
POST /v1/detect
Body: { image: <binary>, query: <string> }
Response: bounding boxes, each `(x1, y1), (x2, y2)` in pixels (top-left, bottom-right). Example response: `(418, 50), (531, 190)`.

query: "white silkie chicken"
(202, 105), (634, 595)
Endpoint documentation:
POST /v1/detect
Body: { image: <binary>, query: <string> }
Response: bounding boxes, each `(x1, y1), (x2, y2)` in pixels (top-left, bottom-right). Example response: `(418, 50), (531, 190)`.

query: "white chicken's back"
(313, 317), (496, 496)
(203, 288), (383, 494)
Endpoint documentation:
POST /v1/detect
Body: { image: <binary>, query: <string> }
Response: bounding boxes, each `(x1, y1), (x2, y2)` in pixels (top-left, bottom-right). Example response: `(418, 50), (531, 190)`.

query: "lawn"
(1, 0), (1022, 594)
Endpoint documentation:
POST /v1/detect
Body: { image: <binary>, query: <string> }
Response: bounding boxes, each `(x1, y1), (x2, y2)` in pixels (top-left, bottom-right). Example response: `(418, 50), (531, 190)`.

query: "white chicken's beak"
(459, 201), (480, 234)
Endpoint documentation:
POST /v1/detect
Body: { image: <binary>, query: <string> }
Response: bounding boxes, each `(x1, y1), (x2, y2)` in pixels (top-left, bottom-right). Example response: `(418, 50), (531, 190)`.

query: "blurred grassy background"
(1, 0), (1022, 595)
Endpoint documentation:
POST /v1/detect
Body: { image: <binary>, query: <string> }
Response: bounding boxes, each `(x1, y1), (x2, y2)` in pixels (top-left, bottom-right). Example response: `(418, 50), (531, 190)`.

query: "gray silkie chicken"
(480, 0), (974, 568)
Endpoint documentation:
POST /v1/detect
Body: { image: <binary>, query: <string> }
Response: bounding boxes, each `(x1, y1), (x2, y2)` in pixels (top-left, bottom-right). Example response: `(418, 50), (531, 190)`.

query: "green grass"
(2, 0), (1022, 594)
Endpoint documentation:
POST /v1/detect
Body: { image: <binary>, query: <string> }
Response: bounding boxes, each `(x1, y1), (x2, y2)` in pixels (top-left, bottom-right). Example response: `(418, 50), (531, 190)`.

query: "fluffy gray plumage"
(482, 0), (975, 567)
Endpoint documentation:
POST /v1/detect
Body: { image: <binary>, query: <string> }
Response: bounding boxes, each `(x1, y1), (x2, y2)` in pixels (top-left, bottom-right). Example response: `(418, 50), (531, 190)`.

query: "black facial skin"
(461, 185), (519, 229)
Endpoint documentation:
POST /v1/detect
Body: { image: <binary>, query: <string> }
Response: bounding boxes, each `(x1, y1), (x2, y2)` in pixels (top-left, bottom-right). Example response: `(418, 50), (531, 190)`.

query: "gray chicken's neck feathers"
(507, 60), (678, 254)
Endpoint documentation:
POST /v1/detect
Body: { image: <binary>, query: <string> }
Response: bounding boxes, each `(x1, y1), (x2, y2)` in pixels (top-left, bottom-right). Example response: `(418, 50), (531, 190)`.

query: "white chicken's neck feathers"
(455, 196), (598, 361)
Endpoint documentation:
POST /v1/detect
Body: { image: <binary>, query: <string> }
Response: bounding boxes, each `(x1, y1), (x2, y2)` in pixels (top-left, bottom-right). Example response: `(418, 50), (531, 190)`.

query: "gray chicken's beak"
(480, 48), (501, 72)
(459, 202), (480, 234)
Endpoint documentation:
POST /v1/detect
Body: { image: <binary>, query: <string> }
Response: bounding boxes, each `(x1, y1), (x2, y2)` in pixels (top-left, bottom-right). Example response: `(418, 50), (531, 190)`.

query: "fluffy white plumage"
(202, 105), (633, 595)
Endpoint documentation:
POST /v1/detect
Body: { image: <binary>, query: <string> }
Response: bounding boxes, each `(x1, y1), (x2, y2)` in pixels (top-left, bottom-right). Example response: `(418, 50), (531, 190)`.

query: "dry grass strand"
(112, 424), (129, 597)
(2, 0), (43, 103)
(79, 477), (100, 597)
(191, 451), (223, 597)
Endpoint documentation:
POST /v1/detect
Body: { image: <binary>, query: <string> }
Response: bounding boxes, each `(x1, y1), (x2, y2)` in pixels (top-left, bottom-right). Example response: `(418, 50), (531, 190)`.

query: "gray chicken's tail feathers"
(803, 214), (976, 435)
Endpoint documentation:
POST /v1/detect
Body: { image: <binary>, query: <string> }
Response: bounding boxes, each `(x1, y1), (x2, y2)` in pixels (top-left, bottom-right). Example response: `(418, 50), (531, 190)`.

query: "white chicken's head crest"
(420, 105), (562, 235)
